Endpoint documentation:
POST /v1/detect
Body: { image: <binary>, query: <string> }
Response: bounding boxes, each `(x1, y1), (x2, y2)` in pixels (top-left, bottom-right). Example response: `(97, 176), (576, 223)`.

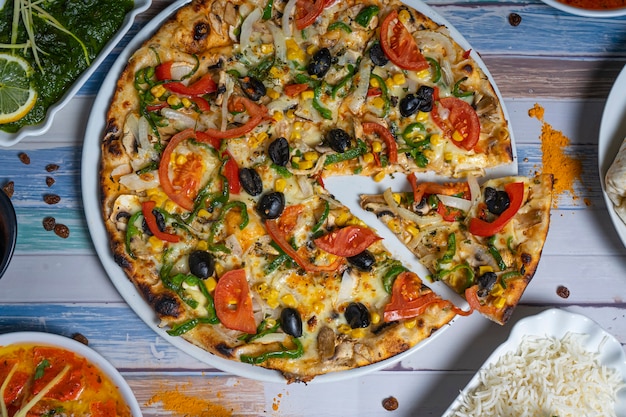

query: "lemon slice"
(0, 53), (38, 124)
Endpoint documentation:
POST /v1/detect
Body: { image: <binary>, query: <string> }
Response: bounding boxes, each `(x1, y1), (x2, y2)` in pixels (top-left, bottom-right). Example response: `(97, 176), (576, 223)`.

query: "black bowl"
(0, 190), (17, 278)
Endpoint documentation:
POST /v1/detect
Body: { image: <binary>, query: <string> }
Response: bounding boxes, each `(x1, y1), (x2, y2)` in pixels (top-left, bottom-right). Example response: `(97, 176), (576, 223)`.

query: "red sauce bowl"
(541, 0), (626, 16)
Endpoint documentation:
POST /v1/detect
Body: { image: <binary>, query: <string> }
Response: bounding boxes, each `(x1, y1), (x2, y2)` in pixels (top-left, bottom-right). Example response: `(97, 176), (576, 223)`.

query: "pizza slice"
(360, 174), (553, 324)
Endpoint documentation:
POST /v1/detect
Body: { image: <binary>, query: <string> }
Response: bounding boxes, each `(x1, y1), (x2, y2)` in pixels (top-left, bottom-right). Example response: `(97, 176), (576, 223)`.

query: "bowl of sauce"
(541, 0), (626, 17)
(0, 188), (16, 279)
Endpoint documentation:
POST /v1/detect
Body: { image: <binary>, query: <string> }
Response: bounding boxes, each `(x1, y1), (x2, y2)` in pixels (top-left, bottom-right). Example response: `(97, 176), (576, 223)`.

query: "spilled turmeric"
(146, 384), (233, 417)
(528, 103), (582, 205)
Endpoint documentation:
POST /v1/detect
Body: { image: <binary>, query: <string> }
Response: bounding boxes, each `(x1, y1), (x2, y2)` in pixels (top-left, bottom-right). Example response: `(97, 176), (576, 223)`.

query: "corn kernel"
(303, 151), (318, 161)
(272, 111), (284, 121)
(293, 121), (304, 131)
(372, 141), (383, 153)
(407, 225), (420, 238)
(370, 312), (381, 325)
(452, 130), (465, 142)
(423, 149), (435, 160)
(267, 89), (280, 100)
(256, 282), (268, 293)
(347, 217), (366, 227)
(181, 97), (192, 108)
(416, 68), (430, 79)
(392, 73), (406, 85)
(403, 319), (417, 329)
(351, 328), (366, 338)
(369, 77), (380, 88)
(392, 193), (401, 204)
(291, 131), (301, 140)
(385, 77), (394, 89)
(494, 297), (506, 309)
(444, 152), (453, 162)
(398, 9), (411, 25)
(281, 294), (298, 308)
(267, 298), (280, 309)
(338, 324), (352, 334)
(371, 96), (386, 109)
(297, 160), (314, 170)
(264, 318), (277, 328)
(196, 240), (208, 251)
(292, 156), (301, 163)
(306, 44), (317, 55)
(215, 263), (224, 276)
(175, 154), (187, 166)
(373, 171), (386, 182)
(150, 84), (166, 98)
(286, 109), (295, 119)
(269, 66), (284, 78)
(167, 95), (181, 106)
(261, 43), (274, 54)
(479, 265), (494, 275)
(491, 284), (504, 297)
(335, 212), (351, 227)
(148, 236), (164, 251)
(313, 302), (325, 314)
(275, 178), (287, 192)
(205, 277), (217, 292)
(286, 38), (305, 61)
(362, 153), (374, 164)
(389, 219), (401, 233)
(430, 134), (441, 146)
(164, 200), (177, 213)
(300, 90), (314, 100)
(416, 111), (428, 122)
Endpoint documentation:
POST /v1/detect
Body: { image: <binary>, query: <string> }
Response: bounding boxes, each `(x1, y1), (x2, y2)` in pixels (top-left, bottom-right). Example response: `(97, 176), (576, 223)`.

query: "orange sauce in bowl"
(557, 0), (626, 9)
(0, 343), (132, 416)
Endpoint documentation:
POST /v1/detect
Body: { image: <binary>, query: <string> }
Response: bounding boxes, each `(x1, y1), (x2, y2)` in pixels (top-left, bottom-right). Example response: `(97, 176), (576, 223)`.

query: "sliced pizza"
(361, 174), (553, 324)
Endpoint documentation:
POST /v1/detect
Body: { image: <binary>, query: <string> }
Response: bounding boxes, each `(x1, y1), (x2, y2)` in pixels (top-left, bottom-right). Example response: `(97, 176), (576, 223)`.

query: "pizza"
(361, 174), (553, 324)
(98, 0), (542, 382)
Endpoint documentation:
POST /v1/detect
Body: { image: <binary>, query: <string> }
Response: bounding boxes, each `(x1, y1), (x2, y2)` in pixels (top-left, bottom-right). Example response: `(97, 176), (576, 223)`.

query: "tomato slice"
(380, 10), (429, 71)
(283, 83), (309, 97)
(214, 269), (257, 334)
(407, 173), (470, 203)
(314, 225), (381, 257)
(222, 151), (241, 195)
(362, 122), (398, 164)
(141, 201), (180, 242)
(468, 182), (525, 237)
(158, 129), (203, 211)
(437, 201), (462, 222)
(432, 97), (480, 151)
(384, 271), (445, 322)
(465, 285), (499, 316)
(155, 61), (217, 96)
(32, 347), (83, 401)
(266, 218), (343, 273)
(295, 0), (325, 30)
(202, 96), (269, 140)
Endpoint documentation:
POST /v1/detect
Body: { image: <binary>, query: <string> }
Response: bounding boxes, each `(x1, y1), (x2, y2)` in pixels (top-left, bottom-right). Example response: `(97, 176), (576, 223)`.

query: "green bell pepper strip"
(209, 201), (249, 243)
(262, 0), (274, 20)
(355, 5), (379, 27)
(167, 317), (217, 336)
(433, 263), (475, 289)
(243, 319), (281, 342)
(500, 270), (522, 289)
(271, 163), (293, 178)
(249, 56), (275, 80)
(125, 210), (143, 259)
(369, 73), (390, 117)
(487, 236), (507, 271)
(453, 77), (473, 98)
(240, 337), (304, 364)
(136, 161), (159, 175)
(162, 271), (219, 324)
(437, 233), (456, 268)
(382, 262), (407, 294)
(426, 57), (441, 83)
(313, 85), (333, 120)
(327, 21), (352, 33)
(311, 200), (330, 233)
(324, 139), (367, 166)
(330, 60), (359, 98)
(402, 123), (428, 147)
(294, 73), (321, 88)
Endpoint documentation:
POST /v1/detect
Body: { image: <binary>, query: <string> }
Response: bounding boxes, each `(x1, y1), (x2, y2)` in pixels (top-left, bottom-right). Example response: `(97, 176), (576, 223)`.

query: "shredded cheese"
(452, 333), (625, 417)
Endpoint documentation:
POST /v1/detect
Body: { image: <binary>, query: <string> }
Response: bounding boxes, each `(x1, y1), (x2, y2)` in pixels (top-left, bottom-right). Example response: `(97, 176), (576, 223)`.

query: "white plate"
(599, 64), (626, 247)
(0, 331), (142, 416)
(541, 0), (626, 17)
(81, 0), (516, 383)
(442, 308), (626, 416)
(0, 0), (152, 147)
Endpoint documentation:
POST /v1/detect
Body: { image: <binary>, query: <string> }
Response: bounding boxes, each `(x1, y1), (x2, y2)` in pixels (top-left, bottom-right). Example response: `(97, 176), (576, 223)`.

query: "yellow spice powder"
(146, 385), (233, 417)
(528, 103), (582, 203)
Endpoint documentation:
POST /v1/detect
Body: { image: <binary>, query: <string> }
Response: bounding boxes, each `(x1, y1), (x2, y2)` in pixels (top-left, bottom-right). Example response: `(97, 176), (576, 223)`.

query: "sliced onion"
(160, 108), (197, 130)
(225, 234), (243, 258)
(240, 8), (262, 53)
(119, 172), (160, 191)
(221, 76), (234, 131)
(266, 20), (287, 64)
(383, 188), (439, 228)
(111, 163), (132, 177)
(297, 175), (314, 198)
(437, 194), (472, 212)
(348, 59), (372, 115)
(282, 0), (298, 37)
(336, 270), (357, 305)
(137, 116), (152, 150)
(467, 174), (481, 207)
(252, 332), (288, 345)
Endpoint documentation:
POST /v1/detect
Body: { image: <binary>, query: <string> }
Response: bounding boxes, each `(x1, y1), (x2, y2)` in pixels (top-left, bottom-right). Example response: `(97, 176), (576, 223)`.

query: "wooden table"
(1, 0), (625, 415)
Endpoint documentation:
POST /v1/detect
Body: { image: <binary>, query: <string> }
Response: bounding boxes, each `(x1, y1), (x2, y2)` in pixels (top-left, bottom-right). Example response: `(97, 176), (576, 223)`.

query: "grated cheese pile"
(452, 333), (625, 417)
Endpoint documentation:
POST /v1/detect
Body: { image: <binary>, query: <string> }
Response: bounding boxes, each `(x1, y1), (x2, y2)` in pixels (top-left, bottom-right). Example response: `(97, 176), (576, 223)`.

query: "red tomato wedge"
(407, 173), (470, 203)
(314, 225), (381, 257)
(432, 97), (481, 151)
(159, 129), (203, 211)
(214, 269), (257, 334)
(465, 285), (499, 316)
(266, 218), (343, 273)
(202, 96), (269, 140)
(380, 10), (429, 71)
(284, 83), (309, 97)
(155, 61), (217, 96)
(437, 201), (463, 222)
(384, 271), (443, 322)
(141, 201), (180, 243)
(222, 151), (241, 195)
(362, 122), (398, 164)
(468, 182), (525, 237)
(295, 0), (325, 30)
(32, 347), (83, 401)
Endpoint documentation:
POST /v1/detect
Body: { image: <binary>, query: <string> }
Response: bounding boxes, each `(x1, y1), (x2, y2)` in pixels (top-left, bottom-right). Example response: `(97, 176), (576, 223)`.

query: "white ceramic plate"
(541, 0), (626, 17)
(81, 0), (516, 383)
(0, 331), (142, 416)
(442, 308), (626, 416)
(0, 0), (152, 147)
(599, 64), (626, 247)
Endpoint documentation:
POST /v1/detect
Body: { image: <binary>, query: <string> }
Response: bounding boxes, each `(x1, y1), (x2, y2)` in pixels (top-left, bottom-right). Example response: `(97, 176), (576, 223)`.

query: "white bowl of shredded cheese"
(442, 308), (626, 417)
